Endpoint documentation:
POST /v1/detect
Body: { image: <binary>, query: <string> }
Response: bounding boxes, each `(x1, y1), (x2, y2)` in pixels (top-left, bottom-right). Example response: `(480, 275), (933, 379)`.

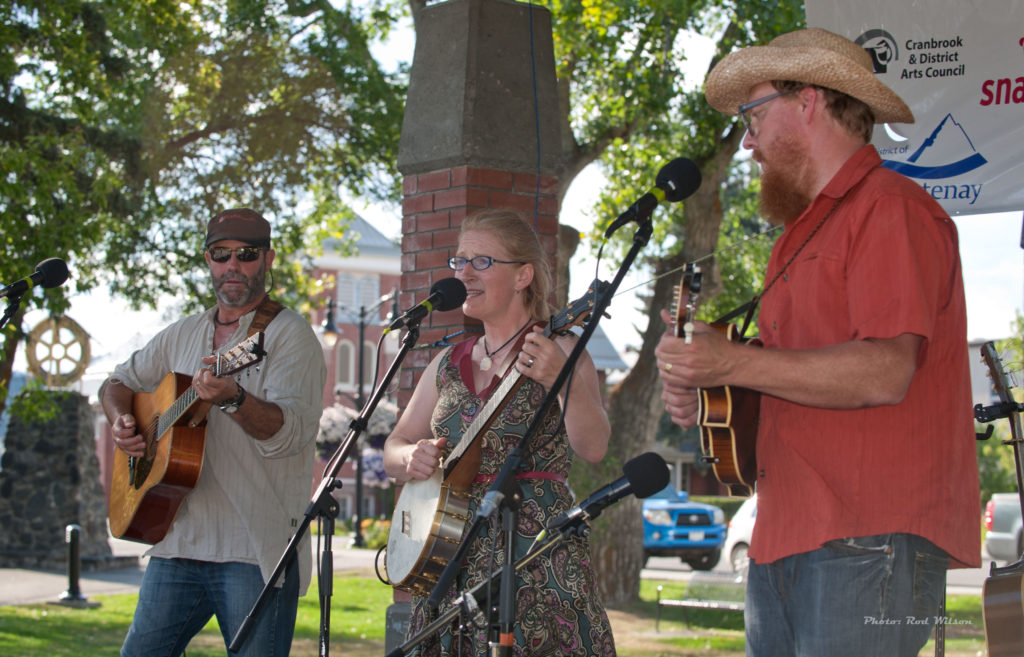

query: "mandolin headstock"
(672, 263), (702, 343)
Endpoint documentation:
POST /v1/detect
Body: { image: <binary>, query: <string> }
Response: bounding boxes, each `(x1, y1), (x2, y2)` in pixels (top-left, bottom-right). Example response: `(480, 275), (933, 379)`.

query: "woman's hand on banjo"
(402, 437), (448, 481)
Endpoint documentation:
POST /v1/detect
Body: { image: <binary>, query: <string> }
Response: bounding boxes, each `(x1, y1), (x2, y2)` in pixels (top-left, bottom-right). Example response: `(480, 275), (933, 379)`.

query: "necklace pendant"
(480, 356), (493, 371)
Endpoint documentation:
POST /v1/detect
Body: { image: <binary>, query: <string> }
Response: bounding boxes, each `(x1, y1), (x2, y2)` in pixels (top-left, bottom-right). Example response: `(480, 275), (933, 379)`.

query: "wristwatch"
(219, 382), (247, 414)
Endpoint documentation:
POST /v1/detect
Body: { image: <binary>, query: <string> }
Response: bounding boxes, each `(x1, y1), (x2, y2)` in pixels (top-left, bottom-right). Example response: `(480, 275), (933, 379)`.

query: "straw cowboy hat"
(705, 27), (914, 124)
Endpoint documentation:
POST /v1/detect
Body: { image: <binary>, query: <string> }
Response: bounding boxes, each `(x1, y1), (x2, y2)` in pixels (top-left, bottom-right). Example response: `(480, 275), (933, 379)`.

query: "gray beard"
(212, 263), (266, 308)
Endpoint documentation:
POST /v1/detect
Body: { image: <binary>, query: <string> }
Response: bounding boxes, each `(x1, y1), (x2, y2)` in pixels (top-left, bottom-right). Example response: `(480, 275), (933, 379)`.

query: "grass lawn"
(0, 576), (987, 657)
(0, 577), (390, 657)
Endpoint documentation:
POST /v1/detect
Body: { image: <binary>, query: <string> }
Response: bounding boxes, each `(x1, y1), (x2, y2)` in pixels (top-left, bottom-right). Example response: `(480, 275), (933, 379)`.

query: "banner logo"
(882, 114), (987, 204)
(856, 29), (899, 74)
(882, 113), (988, 179)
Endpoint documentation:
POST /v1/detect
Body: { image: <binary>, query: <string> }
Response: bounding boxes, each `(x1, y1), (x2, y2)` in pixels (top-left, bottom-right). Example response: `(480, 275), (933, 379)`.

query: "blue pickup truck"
(642, 485), (727, 570)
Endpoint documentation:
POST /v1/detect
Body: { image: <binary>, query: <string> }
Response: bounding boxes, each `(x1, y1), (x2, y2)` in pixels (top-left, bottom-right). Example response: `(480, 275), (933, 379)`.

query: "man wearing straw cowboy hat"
(656, 28), (980, 656)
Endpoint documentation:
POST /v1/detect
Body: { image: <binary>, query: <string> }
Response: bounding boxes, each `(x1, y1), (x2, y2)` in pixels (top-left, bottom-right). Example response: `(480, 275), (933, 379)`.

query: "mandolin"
(674, 263), (760, 498)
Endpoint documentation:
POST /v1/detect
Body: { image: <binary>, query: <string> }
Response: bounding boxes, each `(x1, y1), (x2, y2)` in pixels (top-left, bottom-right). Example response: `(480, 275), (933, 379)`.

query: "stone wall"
(0, 392), (114, 570)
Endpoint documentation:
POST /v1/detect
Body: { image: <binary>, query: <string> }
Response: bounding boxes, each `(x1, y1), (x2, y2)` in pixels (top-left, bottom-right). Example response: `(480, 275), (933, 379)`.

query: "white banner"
(804, 0), (1024, 216)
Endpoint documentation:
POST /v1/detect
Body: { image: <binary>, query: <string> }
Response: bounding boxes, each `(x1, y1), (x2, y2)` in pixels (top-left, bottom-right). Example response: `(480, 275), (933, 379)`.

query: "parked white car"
(723, 494), (757, 572)
(984, 493), (1023, 563)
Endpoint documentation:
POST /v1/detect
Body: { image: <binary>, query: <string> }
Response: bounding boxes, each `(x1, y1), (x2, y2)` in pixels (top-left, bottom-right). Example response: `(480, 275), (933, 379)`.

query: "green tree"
(1, 0), (408, 410)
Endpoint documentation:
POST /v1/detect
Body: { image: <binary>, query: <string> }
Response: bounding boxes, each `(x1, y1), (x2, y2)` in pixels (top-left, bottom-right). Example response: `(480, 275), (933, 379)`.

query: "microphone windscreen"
(623, 451), (671, 499)
(36, 258), (69, 289)
(430, 277), (467, 311)
(657, 157), (702, 203)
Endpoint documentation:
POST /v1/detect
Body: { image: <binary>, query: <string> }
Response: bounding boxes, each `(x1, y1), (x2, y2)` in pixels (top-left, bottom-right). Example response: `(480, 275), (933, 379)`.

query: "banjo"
(384, 283), (605, 595)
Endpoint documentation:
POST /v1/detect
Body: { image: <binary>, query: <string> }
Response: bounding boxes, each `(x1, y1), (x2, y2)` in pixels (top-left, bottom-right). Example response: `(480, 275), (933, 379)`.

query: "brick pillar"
(395, 0), (563, 406)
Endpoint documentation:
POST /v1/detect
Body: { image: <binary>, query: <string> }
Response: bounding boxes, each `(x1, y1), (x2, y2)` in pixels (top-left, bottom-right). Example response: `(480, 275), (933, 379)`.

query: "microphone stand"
(425, 215), (656, 654)
(229, 320), (424, 656)
(0, 291), (25, 332)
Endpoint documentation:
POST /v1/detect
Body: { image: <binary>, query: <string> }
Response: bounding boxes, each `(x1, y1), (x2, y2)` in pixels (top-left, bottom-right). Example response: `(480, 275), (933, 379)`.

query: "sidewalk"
(0, 536), (380, 607)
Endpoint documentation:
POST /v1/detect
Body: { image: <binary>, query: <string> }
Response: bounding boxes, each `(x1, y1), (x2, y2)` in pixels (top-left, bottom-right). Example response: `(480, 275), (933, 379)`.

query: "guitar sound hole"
(132, 457), (154, 489)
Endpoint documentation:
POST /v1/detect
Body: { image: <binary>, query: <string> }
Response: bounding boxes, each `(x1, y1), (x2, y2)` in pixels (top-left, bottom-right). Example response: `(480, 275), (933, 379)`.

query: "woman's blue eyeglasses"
(448, 256), (526, 271)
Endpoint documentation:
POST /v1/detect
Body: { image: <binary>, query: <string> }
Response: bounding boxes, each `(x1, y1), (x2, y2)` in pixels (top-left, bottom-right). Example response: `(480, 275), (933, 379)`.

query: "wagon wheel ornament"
(26, 315), (92, 387)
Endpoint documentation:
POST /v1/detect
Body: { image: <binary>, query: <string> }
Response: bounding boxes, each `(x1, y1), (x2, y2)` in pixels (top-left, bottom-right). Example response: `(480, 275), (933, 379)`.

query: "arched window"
(335, 339), (355, 388)
(361, 340), (375, 388)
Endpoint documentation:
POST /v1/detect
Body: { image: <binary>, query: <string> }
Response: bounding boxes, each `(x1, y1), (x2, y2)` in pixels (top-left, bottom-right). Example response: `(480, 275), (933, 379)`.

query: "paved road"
(642, 550), (993, 595)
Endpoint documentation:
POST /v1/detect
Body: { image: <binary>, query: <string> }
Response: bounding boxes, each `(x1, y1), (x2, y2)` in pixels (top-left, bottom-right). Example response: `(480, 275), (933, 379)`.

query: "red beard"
(756, 133), (814, 226)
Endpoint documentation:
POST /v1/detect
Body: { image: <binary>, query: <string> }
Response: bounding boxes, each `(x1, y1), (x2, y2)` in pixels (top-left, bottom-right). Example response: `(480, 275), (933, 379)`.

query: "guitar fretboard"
(156, 386), (200, 440)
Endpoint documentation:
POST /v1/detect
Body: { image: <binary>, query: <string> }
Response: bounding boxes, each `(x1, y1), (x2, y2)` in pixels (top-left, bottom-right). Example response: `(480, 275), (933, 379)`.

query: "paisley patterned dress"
(406, 337), (616, 657)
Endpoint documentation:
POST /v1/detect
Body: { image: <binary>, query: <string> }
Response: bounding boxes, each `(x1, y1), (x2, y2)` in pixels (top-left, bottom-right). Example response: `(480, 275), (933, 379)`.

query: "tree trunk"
(578, 131), (744, 608)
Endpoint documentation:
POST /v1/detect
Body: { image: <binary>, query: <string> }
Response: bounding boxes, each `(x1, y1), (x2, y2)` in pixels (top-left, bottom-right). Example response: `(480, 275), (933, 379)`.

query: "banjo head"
(385, 472), (473, 595)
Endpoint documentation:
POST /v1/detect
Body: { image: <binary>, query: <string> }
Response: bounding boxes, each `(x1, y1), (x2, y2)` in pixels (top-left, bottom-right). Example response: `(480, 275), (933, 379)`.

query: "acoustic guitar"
(977, 341), (1024, 656)
(384, 282), (607, 595)
(674, 264), (760, 498)
(108, 333), (266, 544)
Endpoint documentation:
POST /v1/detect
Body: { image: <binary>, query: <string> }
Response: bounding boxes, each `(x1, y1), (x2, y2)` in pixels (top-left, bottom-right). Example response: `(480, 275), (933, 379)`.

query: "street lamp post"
(326, 288), (396, 549)
(352, 303), (366, 548)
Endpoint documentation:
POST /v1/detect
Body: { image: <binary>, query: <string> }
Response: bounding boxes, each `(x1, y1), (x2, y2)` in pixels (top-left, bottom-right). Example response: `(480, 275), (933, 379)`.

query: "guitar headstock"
(547, 279), (611, 337)
(672, 263), (702, 343)
(213, 332), (267, 377)
(978, 341), (1023, 444)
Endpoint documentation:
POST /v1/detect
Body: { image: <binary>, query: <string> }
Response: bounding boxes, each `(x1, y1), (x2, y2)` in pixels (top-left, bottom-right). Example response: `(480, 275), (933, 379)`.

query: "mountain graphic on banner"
(882, 113), (987, 180)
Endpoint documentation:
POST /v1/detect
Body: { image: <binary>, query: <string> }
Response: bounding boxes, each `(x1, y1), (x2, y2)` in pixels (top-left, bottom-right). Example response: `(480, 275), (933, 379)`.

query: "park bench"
(655, 571), (746, 631)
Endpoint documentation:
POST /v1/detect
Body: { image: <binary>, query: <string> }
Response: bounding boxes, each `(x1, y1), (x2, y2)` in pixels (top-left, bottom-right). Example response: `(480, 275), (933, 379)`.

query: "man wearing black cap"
(655, 28), (979, 656)
(101, 208), (326, 657)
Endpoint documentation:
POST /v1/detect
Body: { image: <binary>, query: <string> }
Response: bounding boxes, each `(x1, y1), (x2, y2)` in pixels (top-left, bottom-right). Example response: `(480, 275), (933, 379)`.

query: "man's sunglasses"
(208, 246), (264, 263)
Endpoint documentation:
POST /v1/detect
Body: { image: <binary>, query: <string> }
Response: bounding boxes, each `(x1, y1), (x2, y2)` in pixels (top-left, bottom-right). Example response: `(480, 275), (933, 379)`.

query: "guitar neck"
(157, 386), (202, 437)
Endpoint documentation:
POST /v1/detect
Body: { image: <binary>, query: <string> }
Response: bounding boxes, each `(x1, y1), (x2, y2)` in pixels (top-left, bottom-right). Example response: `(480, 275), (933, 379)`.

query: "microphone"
(0, 258), (70, 299)
(603, 157), (702, 238)
(547, 451), (670, 531)
(383, 277), (467, 334)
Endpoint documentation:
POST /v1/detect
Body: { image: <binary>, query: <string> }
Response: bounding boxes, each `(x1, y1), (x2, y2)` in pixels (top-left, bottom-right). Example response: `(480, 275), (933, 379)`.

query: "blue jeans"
(745, 533), (949, 657)
(122, 557), (299, 657)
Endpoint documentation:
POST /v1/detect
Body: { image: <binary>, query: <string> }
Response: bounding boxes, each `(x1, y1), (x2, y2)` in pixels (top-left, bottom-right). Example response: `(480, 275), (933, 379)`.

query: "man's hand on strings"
(111, 412), (146, 457)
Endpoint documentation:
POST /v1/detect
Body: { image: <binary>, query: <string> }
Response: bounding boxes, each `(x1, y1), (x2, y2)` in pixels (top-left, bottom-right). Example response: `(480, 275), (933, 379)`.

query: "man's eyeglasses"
(208, 246), (264, 263)
(738, 90), (793, 137)
(448, 255), (526, 271)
